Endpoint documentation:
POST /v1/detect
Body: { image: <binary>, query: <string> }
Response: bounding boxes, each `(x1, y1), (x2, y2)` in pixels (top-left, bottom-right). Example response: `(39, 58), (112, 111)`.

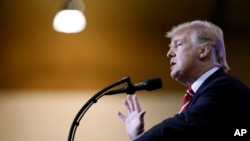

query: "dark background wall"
(0, 0), (250, 91)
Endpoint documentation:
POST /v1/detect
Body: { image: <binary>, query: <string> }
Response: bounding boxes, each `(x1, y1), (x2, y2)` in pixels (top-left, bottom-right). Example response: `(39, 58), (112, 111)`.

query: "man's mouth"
(170, 62), (176, 66)
(170, 62), (176, 70)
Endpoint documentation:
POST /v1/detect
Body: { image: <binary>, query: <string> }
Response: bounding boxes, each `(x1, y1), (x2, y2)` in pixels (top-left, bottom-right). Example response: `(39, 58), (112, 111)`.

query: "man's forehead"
(171, 35), (186, 42)
(170, 30), (189, 42)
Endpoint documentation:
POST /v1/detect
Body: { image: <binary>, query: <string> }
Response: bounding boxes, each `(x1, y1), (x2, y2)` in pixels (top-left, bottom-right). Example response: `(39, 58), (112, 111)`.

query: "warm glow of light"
(53, 10), (86, 33)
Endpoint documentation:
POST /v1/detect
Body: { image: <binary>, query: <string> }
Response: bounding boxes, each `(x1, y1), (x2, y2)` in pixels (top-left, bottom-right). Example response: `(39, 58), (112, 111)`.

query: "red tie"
(179, 87), (194, 113)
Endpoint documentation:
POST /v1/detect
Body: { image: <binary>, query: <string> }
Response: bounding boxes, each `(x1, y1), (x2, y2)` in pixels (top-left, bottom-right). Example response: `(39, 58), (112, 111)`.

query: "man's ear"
(200, 45), (212, 59)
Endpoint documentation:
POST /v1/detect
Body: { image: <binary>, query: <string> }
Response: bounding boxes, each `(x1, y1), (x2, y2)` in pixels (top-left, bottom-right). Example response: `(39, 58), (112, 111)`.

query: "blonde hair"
(166, 20), (230, 72)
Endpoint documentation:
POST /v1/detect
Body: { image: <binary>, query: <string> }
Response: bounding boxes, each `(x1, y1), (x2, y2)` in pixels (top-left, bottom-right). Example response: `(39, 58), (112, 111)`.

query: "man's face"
(166, 31), (201, 85)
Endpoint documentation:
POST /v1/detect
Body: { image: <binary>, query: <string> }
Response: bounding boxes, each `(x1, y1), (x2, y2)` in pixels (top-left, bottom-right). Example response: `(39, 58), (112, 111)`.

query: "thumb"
(139, 111), (146, 121)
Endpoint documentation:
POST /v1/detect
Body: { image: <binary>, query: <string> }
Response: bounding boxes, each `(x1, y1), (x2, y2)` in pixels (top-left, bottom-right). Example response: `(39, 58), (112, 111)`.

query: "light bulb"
(53, 9), (86, 33)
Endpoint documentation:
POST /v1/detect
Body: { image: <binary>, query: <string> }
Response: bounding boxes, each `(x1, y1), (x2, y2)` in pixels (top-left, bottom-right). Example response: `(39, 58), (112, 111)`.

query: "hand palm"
(125, 110), (145, 138)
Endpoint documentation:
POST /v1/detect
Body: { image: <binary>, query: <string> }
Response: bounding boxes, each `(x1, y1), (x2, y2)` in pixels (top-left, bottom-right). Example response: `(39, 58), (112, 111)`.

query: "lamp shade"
(53, 9), (86, 33)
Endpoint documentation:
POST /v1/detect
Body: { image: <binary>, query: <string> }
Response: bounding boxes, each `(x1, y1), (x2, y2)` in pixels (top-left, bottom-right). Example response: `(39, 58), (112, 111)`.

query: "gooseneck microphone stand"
(68, 76), (131, 141)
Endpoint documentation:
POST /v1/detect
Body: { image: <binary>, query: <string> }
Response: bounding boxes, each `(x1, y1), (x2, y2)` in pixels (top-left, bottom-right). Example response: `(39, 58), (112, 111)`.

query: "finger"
(124, 99), (131, 113)
(117, 111), (126, 122)
(133, 95), (142, 112)
(126, 95), (135, 112)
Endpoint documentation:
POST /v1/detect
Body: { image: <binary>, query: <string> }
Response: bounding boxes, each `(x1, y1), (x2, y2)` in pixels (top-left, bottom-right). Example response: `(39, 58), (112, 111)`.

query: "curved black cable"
(68, 76), (131, 141)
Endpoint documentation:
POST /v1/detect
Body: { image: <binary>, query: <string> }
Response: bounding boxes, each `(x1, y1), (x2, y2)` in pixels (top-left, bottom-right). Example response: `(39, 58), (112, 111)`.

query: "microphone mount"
(67, 76), (162, 141)
(68, 76), (131, 141)
(122, 81), (136, 95)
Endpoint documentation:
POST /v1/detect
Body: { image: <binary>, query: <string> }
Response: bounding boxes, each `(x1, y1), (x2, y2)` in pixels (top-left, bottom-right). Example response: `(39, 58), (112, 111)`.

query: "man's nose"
(166, 49), (174, 58)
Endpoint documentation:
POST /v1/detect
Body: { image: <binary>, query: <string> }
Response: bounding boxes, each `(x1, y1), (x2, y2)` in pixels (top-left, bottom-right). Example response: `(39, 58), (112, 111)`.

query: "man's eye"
(176, 43), (182, 47)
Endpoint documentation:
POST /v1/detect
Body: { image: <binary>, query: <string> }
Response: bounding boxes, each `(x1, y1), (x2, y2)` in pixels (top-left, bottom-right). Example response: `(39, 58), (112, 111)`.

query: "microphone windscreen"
(145, 78), (162, 91)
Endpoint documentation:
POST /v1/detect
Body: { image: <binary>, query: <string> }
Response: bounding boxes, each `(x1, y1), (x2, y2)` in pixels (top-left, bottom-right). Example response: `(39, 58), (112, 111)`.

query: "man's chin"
(171, 74), (179, 82)
(170, 71), (178, 79)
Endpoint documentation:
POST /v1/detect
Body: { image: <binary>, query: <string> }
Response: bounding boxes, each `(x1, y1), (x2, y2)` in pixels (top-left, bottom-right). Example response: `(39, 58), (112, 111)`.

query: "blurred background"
(0, 0), (250, 141)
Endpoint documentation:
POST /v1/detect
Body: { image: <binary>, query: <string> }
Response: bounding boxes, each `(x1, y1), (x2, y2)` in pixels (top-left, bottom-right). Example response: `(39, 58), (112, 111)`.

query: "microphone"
(105, 77), (162, 95)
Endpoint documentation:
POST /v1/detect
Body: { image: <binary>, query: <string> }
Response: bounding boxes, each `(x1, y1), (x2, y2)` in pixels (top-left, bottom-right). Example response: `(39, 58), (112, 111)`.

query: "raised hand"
(117, 95), (146, 140)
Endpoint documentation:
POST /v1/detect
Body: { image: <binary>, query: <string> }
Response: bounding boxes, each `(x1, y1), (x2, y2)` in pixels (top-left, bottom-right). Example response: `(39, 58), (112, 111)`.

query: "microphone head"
(144, 77), (162, 91)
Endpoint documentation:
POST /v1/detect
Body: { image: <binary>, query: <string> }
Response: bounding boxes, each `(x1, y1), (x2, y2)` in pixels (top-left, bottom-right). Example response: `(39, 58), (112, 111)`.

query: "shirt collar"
(191, 66), (220, 93)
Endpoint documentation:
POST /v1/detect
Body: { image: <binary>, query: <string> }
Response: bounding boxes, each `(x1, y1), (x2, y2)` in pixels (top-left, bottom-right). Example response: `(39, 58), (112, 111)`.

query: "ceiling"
(0, 0), (250, 91)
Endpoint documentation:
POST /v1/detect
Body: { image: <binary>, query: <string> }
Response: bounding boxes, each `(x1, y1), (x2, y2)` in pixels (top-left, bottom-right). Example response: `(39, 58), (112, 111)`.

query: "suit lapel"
(186, 68), (226, 108)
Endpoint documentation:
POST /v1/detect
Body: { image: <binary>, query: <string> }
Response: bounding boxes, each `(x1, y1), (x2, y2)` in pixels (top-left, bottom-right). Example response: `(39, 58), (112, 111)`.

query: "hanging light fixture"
(53, 0), (86, 34)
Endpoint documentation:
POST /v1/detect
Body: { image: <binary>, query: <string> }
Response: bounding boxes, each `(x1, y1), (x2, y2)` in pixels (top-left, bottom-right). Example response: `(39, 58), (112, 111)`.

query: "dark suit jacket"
(134, 68), (250, 141)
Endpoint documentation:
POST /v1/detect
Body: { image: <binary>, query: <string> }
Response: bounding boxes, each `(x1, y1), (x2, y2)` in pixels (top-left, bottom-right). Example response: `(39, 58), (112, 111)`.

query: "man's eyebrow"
(172, 39), (182, 45)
